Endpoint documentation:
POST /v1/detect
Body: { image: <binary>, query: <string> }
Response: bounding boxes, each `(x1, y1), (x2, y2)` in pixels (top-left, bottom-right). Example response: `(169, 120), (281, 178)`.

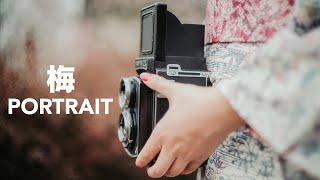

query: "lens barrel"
(118, 109), (136, 148)
(119, 78), (136, 109)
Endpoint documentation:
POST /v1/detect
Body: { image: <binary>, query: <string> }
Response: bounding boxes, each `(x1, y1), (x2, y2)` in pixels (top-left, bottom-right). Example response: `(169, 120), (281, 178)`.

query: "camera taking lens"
(118, 109), (136, 149)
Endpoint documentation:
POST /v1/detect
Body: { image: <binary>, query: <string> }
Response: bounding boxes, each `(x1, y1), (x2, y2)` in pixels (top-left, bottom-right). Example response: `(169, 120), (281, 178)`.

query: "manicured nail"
(136, 164), (142, 168)
(140, 73), (152, 81)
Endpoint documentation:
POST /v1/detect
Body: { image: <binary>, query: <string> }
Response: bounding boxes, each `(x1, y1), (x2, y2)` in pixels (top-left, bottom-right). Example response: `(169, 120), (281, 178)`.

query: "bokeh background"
(0, 0), (206, 179)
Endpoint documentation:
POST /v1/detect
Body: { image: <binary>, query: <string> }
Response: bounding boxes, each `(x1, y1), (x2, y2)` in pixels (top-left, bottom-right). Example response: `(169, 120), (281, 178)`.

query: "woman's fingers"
(164, 158), (189, 177)
(147, 148), (176, 178)
(135, 132), (161, 168)
(180, 160), (203, 175)
(140, 73), (177, 97)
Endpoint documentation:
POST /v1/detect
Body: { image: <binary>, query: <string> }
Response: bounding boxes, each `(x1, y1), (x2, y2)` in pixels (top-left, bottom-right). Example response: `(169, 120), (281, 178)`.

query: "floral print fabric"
(204, 43), (285, 180)
(204, 0), (293, 44)
(204, 0), (320, 179)
(204, 127), (283, 180)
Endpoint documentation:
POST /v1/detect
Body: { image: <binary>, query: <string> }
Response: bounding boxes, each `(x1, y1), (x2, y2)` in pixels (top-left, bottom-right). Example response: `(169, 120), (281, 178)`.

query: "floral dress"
(204, 0), (320, 179)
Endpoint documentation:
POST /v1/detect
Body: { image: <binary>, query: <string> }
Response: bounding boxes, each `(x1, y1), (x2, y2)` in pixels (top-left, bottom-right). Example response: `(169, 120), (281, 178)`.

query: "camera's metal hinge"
(166, 64), (209, 78)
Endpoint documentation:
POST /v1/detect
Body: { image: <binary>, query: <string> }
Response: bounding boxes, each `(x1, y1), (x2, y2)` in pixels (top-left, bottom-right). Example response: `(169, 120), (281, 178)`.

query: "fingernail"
(136, 164), (142, 168)
(140, 72), (152, 81)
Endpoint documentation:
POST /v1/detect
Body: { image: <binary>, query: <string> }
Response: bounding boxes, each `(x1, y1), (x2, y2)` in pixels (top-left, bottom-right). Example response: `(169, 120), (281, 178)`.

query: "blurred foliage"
(86, 0), (207, 23)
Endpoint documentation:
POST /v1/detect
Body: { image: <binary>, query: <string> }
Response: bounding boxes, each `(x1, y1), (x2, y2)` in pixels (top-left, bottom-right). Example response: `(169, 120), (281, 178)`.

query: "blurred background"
(0, 0), (206, 179)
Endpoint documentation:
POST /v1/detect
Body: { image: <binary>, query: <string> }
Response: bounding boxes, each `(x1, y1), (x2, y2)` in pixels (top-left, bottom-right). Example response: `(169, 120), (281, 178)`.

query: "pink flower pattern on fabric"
(205, 0), (294, 44)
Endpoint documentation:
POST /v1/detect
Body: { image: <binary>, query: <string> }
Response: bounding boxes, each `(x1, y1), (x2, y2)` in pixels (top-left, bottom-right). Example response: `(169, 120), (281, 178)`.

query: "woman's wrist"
(209, 87), (246, 135)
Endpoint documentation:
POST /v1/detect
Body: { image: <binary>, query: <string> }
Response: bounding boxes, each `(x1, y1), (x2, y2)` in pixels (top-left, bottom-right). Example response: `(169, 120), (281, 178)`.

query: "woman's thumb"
(140, 73), (175, 96)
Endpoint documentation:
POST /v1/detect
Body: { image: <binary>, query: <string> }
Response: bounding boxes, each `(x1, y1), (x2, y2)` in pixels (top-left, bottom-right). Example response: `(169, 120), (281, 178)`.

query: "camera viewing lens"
(119, 78), (136, 109)
(118, 109), (136, 148)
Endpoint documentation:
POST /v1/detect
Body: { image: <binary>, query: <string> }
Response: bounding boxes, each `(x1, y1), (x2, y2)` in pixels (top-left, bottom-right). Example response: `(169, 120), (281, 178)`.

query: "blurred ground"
(0, 0), (207, 179)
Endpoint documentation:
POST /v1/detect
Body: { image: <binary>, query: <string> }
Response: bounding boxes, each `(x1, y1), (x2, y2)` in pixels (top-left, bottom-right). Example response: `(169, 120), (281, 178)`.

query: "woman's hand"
(135, 73), (245, 178)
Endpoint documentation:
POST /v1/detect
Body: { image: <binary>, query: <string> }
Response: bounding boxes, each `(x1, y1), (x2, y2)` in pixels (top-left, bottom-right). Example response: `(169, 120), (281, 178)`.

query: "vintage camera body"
(118, 3), (211, 158)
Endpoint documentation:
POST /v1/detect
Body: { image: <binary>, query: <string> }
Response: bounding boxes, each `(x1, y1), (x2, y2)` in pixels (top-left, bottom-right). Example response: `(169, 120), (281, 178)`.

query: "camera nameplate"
(166, 64), (210, 78)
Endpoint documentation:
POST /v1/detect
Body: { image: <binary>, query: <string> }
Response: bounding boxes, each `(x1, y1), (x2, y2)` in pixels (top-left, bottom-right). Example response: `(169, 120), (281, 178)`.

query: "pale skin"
(136, 72), (246, 178)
